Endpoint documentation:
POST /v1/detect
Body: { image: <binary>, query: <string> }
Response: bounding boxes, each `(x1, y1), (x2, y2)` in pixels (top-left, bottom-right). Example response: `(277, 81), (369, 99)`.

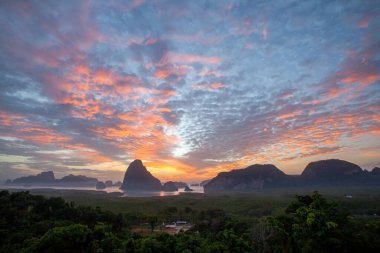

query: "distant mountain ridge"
(301, 159), (363, 179)
(12, 171), (55, 184)
(8, 171), (99, 187)
(204, 164), (292, 191)
(204, 159), (380, 192)
(5, 158), (379, 192)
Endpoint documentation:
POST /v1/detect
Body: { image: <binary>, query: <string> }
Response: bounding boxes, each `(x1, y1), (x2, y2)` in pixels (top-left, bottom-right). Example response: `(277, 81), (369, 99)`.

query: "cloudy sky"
(0, 0), (379, 182)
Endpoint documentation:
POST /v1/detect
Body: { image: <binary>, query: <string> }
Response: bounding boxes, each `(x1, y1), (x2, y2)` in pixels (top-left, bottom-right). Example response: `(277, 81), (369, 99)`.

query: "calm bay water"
(121, 186), (204, 197)
(0, 185), (204, 197)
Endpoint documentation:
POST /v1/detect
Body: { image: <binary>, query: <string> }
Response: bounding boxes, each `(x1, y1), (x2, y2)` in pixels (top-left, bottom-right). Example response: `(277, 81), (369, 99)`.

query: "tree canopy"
(0, 190), (379, 253)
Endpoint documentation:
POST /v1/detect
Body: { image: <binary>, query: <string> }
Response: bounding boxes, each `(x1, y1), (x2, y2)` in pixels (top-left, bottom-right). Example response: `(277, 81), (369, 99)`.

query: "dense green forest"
(1, 190), (379, 253)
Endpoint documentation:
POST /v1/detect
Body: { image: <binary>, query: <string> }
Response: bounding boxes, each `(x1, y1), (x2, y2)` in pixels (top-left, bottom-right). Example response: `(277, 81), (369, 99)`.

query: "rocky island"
(120, 159), (162, 191)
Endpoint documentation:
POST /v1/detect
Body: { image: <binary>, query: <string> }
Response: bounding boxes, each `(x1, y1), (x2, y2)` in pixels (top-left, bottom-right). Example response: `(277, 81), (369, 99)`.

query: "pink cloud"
(41, 64), (145, 120)
(357, 12), (379, 29)
(160, 52), (222, 66)
(199, 67), (223, 78)
(305, 43), (380, 106)
(358, 20), (368, 29)
(276, 110), (302, 120)
(262, 26), (269, 40)
(131, 0), (145, 9)
(278, 90), (294, 100)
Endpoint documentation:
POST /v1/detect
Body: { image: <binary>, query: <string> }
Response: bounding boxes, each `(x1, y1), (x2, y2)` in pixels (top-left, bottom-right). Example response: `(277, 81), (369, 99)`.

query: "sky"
(0, 0), (379, 183)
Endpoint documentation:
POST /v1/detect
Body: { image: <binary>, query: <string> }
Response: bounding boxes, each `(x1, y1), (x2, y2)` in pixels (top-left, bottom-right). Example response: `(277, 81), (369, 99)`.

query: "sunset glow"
(0, 0), (379, 182)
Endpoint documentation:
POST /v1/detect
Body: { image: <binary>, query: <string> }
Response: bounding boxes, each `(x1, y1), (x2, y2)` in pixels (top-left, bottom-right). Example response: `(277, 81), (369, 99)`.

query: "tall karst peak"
(120, 159), (162, 191)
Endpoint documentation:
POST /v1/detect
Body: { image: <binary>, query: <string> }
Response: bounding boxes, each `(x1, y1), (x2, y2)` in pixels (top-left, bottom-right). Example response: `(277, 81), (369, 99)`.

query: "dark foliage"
(0, 190), (379, 253)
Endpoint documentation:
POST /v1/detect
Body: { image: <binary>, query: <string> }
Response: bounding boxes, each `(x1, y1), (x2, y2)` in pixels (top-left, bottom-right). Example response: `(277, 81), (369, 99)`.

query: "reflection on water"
(0, 185), (204, 197)
(122, 186), (204, 197)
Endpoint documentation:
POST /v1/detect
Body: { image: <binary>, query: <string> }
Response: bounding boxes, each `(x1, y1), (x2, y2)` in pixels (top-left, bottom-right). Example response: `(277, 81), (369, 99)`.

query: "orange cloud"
(203, 104), (379, 179)
(0, 110), (115, 170)
(303, 86), (352, 105)
(272, 111), (378, 161)
(92, 96), (179, 163)
(159, 107), (172, 112)
(341, 73), (378, 91)
(276, 111), (302, 120)
(0, 110), (24, 126)
(96, 110), (173, 140)
(48, 64), (145, 119)
(21, 127), (71, 145)
(61, 143), (114, 164)
(154, 69), (170, 79)
(78, 150), (114, 163)
(93, 69), (114, 85)
(369, 129), (380, 134)
(0, 111), (72, 146)
(153, 64), (191, 81)
(327, 87), (350, 98)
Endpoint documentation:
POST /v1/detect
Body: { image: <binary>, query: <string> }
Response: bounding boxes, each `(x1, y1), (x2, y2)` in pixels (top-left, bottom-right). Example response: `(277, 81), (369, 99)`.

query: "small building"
(175, 220), (187, 225)
(164, 221), (192, 234)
